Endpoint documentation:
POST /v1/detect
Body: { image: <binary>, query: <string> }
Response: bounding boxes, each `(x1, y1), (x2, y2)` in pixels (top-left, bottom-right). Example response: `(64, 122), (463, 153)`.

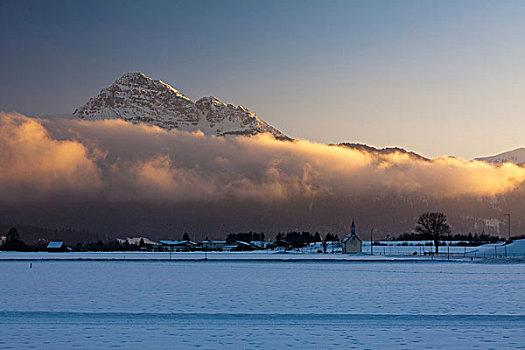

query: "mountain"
(73, 72), (289, 139)
(475, 147), (525, 165)
(336, 143), (429, 161)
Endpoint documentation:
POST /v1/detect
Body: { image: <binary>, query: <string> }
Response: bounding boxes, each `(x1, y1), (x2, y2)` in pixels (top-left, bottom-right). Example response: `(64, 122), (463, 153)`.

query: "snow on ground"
(466, 239), (525, 258)
(0, 250), (477, 261)
(0, 260), (524, 348)
(1, 312), (523, 349)
(304, 241), (481, 256)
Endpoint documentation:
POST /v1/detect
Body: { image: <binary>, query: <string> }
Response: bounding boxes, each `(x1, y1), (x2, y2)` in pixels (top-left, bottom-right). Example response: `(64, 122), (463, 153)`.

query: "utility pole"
(504, 213), (510, 258)
(504, 214), (511, 241)
(370, 229), (374, 256)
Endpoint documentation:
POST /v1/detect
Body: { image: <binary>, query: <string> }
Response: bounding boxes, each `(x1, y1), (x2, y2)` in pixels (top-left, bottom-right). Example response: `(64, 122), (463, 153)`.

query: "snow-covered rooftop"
(46, 241), (64, 249)
(159, 240), (196, 246)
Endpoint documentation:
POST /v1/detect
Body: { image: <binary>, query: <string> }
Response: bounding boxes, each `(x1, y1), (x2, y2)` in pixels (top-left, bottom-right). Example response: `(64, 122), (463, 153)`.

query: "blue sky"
(1, 0), (525, 158)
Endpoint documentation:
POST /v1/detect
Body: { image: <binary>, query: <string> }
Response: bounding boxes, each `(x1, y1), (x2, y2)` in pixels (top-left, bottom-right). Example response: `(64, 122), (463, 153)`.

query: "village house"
(47, 241), (66, 252)
(250, 241), (275, 250)
(159, 240), (197, 252)
(342, 221), (362, 254)
(117, 237), (161, 250)
(222, 241), (262, 251)
(201, 240), (227, 251)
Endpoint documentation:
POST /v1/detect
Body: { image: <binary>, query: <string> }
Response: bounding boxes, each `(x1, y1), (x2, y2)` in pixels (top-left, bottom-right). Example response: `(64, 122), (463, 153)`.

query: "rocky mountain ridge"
(73, 72), (289, 139)
(73, 72), (524, 166)
(475, 147), (525, 165)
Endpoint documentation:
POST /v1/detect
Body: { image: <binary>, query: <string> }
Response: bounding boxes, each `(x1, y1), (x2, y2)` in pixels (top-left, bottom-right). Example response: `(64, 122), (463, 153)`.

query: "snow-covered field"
(1, 259), (524, 349)
(0, 250), (473, 261)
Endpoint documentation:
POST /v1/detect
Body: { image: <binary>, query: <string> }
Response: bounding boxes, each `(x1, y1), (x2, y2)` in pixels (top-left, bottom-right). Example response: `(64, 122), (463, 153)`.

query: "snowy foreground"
(0, 250), (478, 261)
(1, 259), (524, 349)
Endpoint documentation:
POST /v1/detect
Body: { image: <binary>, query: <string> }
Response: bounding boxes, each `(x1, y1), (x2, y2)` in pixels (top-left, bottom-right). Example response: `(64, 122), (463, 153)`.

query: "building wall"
(343, 237), (362, 254)
(202, 242), (226, 250)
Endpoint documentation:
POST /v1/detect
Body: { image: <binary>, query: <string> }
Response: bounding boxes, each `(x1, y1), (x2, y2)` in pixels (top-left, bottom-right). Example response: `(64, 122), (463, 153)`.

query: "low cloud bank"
(0, 113), (100, 201)
(1, 112), (524, 203)
(1, 112), (524, 237)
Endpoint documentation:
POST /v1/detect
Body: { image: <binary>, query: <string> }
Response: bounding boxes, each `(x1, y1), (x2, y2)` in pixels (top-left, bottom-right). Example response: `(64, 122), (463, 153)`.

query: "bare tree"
(416, 212), (451, 254)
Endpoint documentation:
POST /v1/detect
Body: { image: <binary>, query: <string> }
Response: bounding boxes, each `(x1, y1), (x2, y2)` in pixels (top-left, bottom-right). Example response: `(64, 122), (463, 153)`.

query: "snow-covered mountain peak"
(475, 147), (525, 165)
(73, 73), (287, 139)
(196, 96), (227, 108)
(113, 72), (189, 100)
(115, 72), (149, 84)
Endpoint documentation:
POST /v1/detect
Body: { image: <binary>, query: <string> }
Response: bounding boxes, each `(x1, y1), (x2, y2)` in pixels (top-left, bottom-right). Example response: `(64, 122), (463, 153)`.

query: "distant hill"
(336, 143), (429, 161)
(475, 147), (525, 165)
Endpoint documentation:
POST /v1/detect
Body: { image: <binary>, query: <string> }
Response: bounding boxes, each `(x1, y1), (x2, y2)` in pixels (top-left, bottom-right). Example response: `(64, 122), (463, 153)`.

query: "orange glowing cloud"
(1, 112), (524, 207)
(0, 113), (100, 201)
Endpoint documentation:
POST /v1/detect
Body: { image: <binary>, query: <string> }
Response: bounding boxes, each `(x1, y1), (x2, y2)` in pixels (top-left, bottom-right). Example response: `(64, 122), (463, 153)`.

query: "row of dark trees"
(2, 213), (518, 253)
(225, 232), (340, 245)
(1, 228), (29, 251)
(226, 232), (265, 244)
(273, 232), (340, 248)
(395, 231), (502, 244)
(0, 227), (155, 252)
(74, 240), (149, 252)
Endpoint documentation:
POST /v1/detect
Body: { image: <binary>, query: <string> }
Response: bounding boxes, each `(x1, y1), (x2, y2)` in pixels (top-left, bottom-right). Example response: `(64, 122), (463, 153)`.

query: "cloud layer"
(1, 112), (524, 237)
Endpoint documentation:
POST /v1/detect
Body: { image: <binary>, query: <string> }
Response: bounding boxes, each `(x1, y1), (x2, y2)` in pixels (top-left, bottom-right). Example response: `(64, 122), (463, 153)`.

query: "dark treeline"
(0, 224), (100, 245)
(3, 225), (520, 252)
(1, 227), (343, 251)
(395, 232), (509, 244)
(74, 240), (149, 252)
(274, 231), (339, 248)
(226, 232), (265, 244)
(0, 227), (154, 252)
(1, 227), (30, 251)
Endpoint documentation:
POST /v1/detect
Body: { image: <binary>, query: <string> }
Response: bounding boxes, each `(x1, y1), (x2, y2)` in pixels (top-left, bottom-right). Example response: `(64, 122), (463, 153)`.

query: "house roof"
(342, 233), (362, 243)
(117, 237), (160, 245)
(223, 241), (253, 248)
(159, 240), (197, 246)
(47, 241), (64, 249)
(250, 241), (272, 247)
